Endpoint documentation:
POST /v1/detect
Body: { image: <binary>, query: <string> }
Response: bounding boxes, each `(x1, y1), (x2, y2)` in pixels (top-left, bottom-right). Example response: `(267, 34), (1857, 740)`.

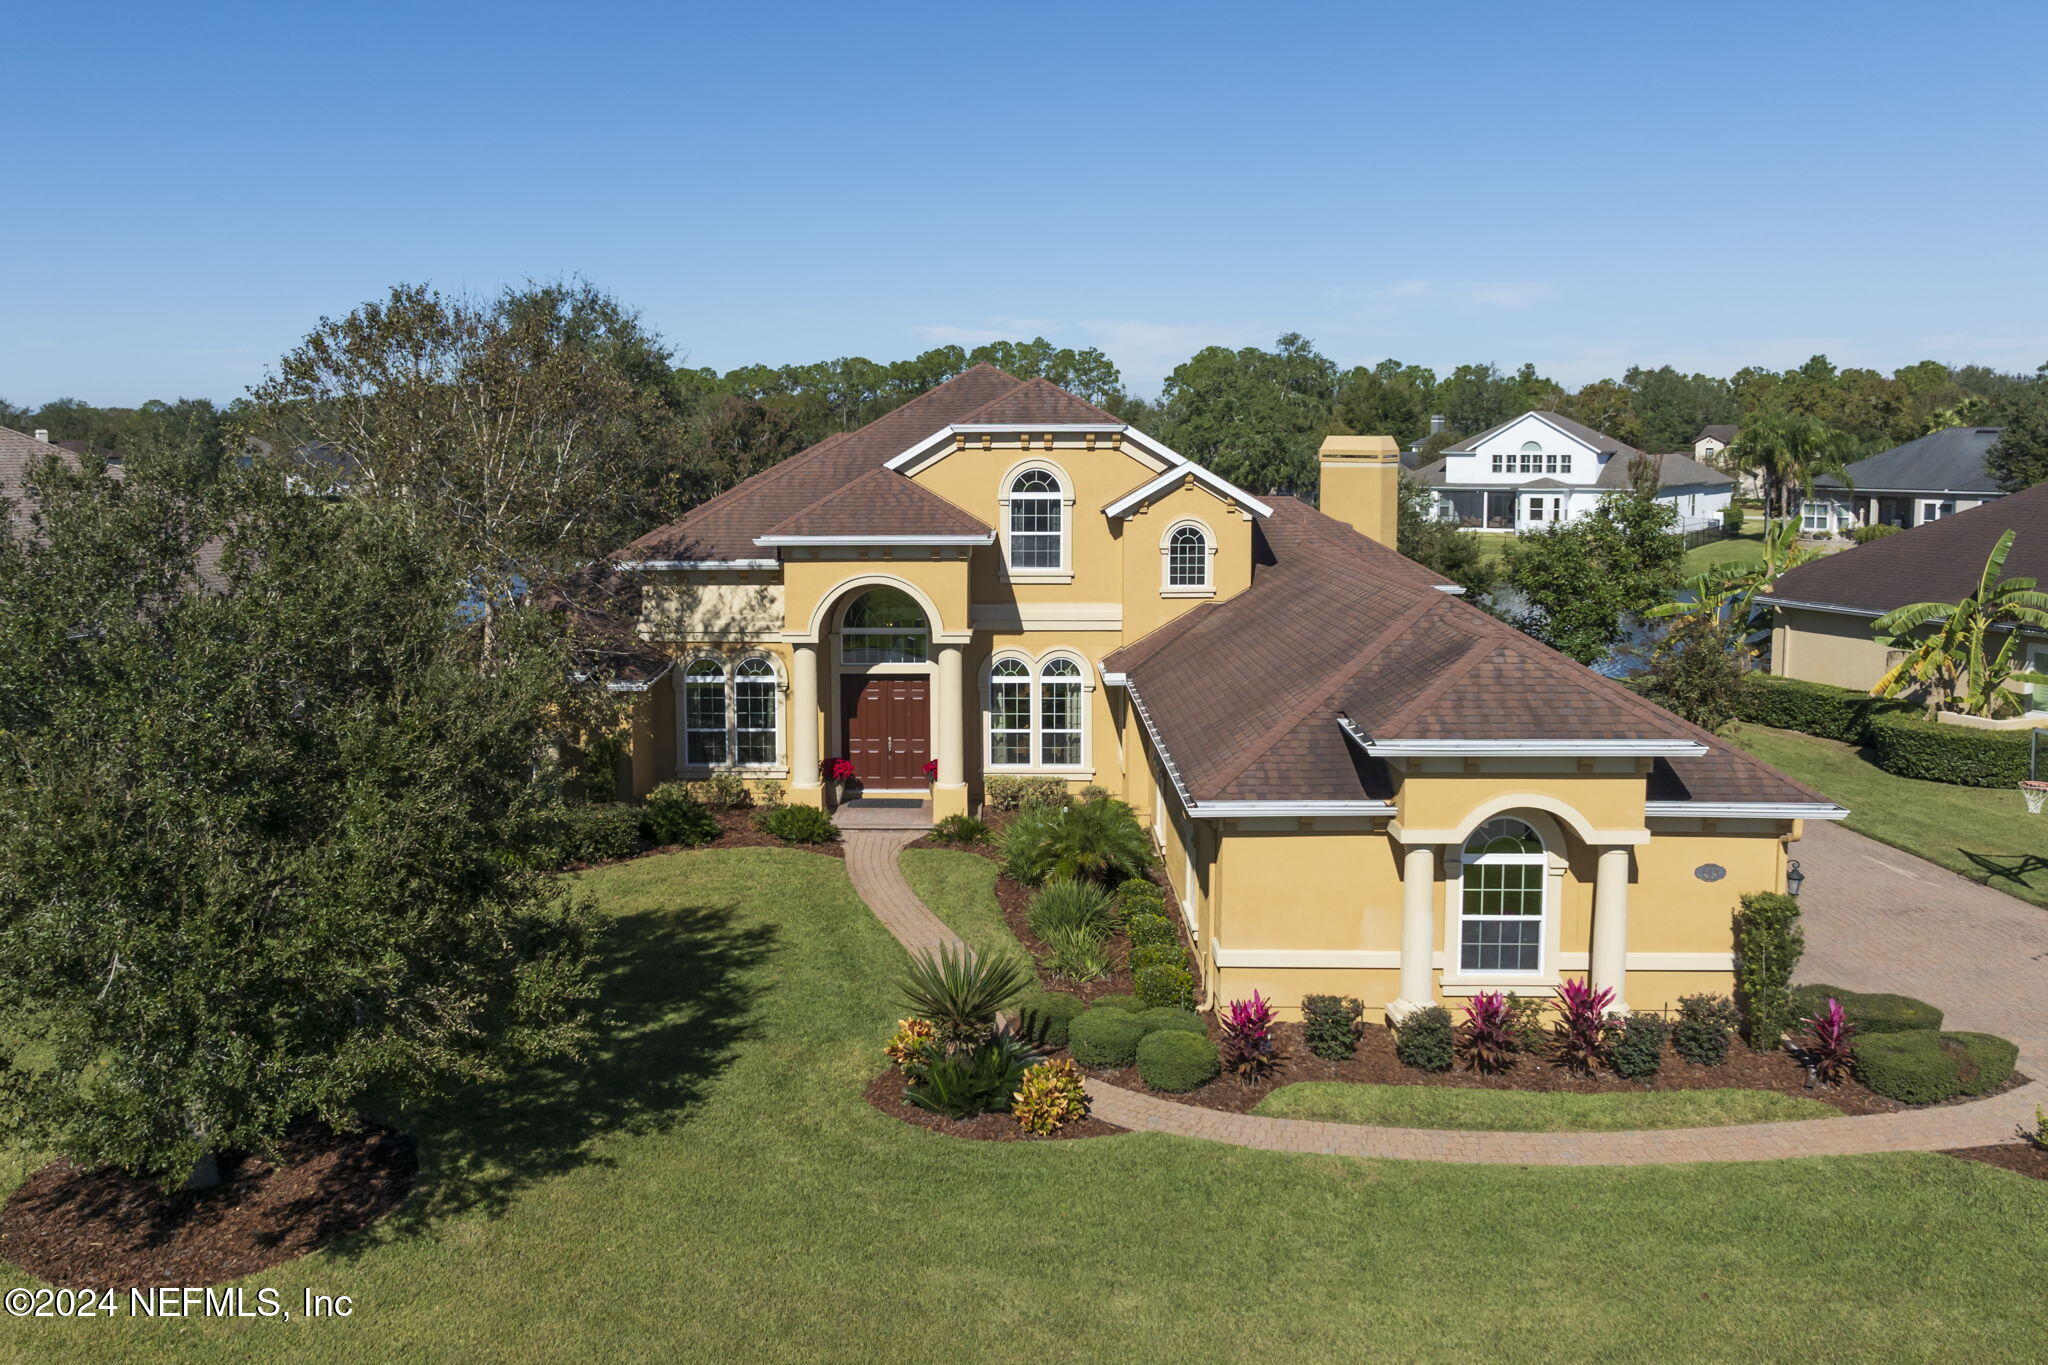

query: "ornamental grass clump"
(1456, 991), (1517, 1074)
(1027, 878), (1115, 941)
(1301, 994), (1364, 1061)
(930, 814), (990, 845)
(1220, 991), (1280, 1083)
(1672, 993), (1739, 1066)
(1012, 1058), (1089, 1135)
(1551, 978), (1616, 1076)
(1041, 924), (1112, 983)
(1799, 996), (1856, 1086)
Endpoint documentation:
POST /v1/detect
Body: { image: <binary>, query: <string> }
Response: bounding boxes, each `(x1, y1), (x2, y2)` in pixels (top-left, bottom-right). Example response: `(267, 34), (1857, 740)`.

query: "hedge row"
(1736, 674), (2036, 787)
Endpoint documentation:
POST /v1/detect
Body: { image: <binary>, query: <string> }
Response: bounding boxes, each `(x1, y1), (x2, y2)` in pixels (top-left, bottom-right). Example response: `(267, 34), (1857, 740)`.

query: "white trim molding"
(1341, 713), (1705, 760)
(1189, 800), (1397, 820)
(970, 602), (1123, 632)
(1762, 596), (1886, 619)
(1104, 463), (1274, 520)
(1645, 801), (1849, 820)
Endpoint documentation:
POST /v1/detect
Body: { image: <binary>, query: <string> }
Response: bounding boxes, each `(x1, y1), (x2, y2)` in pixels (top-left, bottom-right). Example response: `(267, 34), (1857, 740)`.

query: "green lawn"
(1725, 722), (2048, 909)
(1681, 529), (1766, 575)
(1253, 1083), (1835, 1132)
(6, 846), (2046, 1361)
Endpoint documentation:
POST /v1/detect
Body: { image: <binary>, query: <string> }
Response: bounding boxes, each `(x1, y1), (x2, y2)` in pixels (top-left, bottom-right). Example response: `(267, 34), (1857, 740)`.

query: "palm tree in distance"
(1728, 411), (1860, 522)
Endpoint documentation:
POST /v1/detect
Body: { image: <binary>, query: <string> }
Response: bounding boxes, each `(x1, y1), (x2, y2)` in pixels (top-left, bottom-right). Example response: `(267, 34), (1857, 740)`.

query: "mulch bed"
(864, 1068), (1124, 1141)
(0, 1121), (416, 1291)
(1943, 1142), (2048, 1181)
(1074, 1022), (2029, 1118)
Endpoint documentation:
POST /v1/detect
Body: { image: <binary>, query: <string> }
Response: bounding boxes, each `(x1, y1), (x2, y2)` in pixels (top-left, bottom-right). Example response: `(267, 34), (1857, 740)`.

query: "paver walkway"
(846, 830), (2046, 1164)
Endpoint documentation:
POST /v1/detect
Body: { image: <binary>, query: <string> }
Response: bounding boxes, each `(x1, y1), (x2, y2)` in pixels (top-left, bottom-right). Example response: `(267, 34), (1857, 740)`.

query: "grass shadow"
(340, 900), (776, 1249)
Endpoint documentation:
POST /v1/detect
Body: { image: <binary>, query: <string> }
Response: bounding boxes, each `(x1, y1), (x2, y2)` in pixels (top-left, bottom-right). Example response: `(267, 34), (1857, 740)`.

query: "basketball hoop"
(2022, 781), (2048, 816)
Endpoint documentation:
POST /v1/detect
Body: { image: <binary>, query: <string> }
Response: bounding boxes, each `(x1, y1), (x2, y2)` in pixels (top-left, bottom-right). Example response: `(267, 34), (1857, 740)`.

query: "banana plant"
(1871, 530), (2048, 717)
(1651, 519), (1820, 641)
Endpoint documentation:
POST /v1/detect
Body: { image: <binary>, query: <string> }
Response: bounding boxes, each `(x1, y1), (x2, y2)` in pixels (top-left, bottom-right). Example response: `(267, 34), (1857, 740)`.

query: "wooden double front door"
(841, 675), (929, 790)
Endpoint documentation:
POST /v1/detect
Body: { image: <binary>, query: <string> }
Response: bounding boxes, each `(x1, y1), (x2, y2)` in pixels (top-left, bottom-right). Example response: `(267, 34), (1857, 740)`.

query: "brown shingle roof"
(759, 467), (992, 540)
(1768, 478), (2048, 617)
(955, 377), (1123, 426)
(1109, 497), (1820, 808)
(616, 364), (1023, 562)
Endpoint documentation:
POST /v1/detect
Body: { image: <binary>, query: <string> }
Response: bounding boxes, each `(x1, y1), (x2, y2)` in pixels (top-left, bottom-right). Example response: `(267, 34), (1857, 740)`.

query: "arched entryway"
(834, 587), (932, 794)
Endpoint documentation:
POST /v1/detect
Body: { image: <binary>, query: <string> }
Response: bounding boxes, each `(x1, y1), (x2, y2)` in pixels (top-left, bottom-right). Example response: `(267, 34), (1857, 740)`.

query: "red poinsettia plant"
(922, 759), (938, 780)
(822, 757), (856, 781)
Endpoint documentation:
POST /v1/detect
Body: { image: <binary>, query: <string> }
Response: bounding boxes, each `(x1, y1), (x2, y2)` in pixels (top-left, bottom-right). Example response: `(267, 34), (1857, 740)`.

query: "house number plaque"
(1694, 863), (1726, 882)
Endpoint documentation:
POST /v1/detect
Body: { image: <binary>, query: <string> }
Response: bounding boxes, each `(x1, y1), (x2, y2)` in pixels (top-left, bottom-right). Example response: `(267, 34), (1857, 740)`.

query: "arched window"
(1006, 468), (1064, 571)
(733, 657), (779, 766)
(985, 653), (1089, 770)
(989, 658), (1032, 766)
(841, 588), (927, 664)
(1458, 817), (1546, 974)
(1039, 658), (1083, 765)
(681, 655), (783, 769)
(1165, 523), (1210, 590)
(683, 658), (729, 766)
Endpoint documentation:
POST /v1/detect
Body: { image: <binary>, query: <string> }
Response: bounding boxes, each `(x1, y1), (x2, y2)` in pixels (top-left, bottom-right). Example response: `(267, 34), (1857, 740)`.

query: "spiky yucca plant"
(896, 945), (1031, 1046)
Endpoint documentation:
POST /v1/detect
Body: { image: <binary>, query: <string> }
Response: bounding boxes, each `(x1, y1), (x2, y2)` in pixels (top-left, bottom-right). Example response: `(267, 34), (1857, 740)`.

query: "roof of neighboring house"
(758, 467), (992, 541)
(1695, 424), (1739, 444)
(550, 564), (675, 691)
(1442, 411), (1639, 458)
(1407, 448), (1732, 492)
(1103, 497), (1818, 807)
(1768, 477), (2048, 617)
(1812, 425), (2006, 496)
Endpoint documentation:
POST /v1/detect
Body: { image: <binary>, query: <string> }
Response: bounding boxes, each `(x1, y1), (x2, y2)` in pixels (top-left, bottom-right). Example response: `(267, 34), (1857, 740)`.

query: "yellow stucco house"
(598, 366), (1843, 1019)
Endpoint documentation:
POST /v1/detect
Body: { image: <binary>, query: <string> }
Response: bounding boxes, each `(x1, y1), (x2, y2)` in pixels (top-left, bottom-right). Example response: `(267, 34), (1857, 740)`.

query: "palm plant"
(896, 945), (1031, 1045)
(1870, 531), (2048, 718)
(1727, 411), (1859, 521)
(1652, 519), (1820, 642)
(1000, 797), (1153, 887)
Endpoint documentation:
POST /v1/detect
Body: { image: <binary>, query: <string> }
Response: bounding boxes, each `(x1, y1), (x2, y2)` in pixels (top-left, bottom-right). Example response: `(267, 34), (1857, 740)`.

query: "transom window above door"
(840, 588), (928, 664)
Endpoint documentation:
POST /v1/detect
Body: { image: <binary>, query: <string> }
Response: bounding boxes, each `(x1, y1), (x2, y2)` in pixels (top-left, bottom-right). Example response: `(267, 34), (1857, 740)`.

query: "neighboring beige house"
(1694, 424), (1738, 465)
(1796, 425), (2008, 536)
(593, 369), (1839, 1019)
(1766, 478), (2048, 713)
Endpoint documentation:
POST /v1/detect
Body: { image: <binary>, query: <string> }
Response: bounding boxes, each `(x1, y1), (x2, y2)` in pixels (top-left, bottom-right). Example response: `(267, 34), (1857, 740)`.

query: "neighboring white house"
(1410, 412), (1734, 534)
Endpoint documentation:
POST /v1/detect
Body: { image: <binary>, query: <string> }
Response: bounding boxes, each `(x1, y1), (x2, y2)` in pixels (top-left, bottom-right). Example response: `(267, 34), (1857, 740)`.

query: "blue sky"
(6, 0), (2046, 405)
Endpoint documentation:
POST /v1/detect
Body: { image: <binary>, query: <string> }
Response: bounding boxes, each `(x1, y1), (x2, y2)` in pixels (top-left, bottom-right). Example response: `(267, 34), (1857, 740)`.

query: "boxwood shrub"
(1129, 942), (1184, 976)
(642, 782), (720, 848)
(1790, 984), (1942, 1035)
(543, 803), (642, 868)
(1016, 989), (1088, 1050)
(1607, 1011), (1669, 1080)
(754, 803), (840, 844)
(1136, 1029), (1220, 1092)
(1134, 962), (1195, 1010)
(1394, 1005), (1455, 1072)
(1945, 1031), (2020, 1096)
(1069, 1007), (1148, 1068)
(1854, 1029), (2020, 1103)
(1133, 1006), (1207, 1038)
(1090, 993), (1142, 1014)
(1126, 913), (1179, 949)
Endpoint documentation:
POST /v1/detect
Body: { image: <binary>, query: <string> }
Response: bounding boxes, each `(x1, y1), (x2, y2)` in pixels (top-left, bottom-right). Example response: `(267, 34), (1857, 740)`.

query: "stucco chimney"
(1318, 434), (1401, 548)
(33, 429), (49, 443)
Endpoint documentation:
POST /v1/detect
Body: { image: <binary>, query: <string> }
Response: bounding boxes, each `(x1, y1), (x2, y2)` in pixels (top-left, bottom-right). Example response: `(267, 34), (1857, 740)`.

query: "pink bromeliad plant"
(1801, 996), (1856, 1085)
(1456, 991), (1517, 1074)
(1220, 991), (1280, 1082)
(1552, 977), (1617, 1075)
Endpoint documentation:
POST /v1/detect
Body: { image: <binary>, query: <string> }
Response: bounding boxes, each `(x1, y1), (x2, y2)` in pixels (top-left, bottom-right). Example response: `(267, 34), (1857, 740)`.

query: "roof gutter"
(751, 533), (995, 547)
(613, 558), (778, 571)
(1124, 680), (1395, 820)
(1339, 717), (1706, 759)
(1645, 801), (1849, 820)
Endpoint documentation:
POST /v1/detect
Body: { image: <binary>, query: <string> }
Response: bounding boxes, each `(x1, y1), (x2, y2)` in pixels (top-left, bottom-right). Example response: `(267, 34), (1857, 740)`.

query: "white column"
(1592, 844), (1631, 1014)
(1389, 842), (1436, 1022)
(789, 641), (820, 802)
(935, 643), (965, 790)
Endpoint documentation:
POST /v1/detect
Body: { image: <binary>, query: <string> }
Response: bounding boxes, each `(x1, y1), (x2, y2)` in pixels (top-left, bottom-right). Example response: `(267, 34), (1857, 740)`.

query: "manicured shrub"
(1128, 941), (1184, 976)
(1457, 991), (1517, 1074)
(1136, 1029), (1220, 1092)
(549, 802), (642, 867)
(1720, 504), (1745, 533)
(755, 803), (840, 845)
(1852, 1031), (1960, 1104)
(930, 814), (990, 845)
(1126, 913), (1179, 950)
(1134, 962), (1195, 1011)
(1734, 891), (1804, 1048)
(1733, 674), (1874, 744)
(1118, 877), (1165, 908)
(897, 945), (1031, 1045)
(1944, 1031), (2019, 1096)
(2029, 1105), (2048, 1152)
(1607, 1011), (1668, 1080)
(1799, 995), (1856, 1085)
(1001, 799), (1152, 887)
(983, 775), (1027, 811)
(1301, 994), (1364, 1061)
(1219, 991), (1280, 1082)
(884, 1017), (938, 1073)
(691, 770), (752, 810)
(642, 782), (720, 847)
(1090, 994), (1142, 1014)
(1789, 984), (1942, 1036)
(903, 1034), (1036, 1119)
(1551, 978), (1616, 1076)
(1016, 776), (1073, 811)
(1012, 1058), (1089, 1134)
(1672, 994), (1738, 1066)
(1042, 924), (1112, 983)
(1015, 990), (1087, 1050)
(1133, 1006), (1207, 1038)
(1027, 877), (1115, 942)
(1850, 522), (1903, 545)
(755, 780), (785, 810)
(1864, 708), (2034, 787)
(1394, 1005), (1455, 1072)
(1069, 1007), (1148, 1068)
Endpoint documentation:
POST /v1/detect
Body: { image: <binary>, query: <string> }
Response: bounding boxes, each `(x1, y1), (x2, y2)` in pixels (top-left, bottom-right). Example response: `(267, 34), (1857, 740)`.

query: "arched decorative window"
(989, 658), (1032, 766)
(1039, 658), (1083, 765)
(1005, 468), (1065, 572)
(1458, 817), (1547, 974)
(1163, 522), (1211, 591)
(985, 652), (1090, 770)
(683, 658), (730, 767)
(841, 588), (927, 664)
(681, 654), (783, 770)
